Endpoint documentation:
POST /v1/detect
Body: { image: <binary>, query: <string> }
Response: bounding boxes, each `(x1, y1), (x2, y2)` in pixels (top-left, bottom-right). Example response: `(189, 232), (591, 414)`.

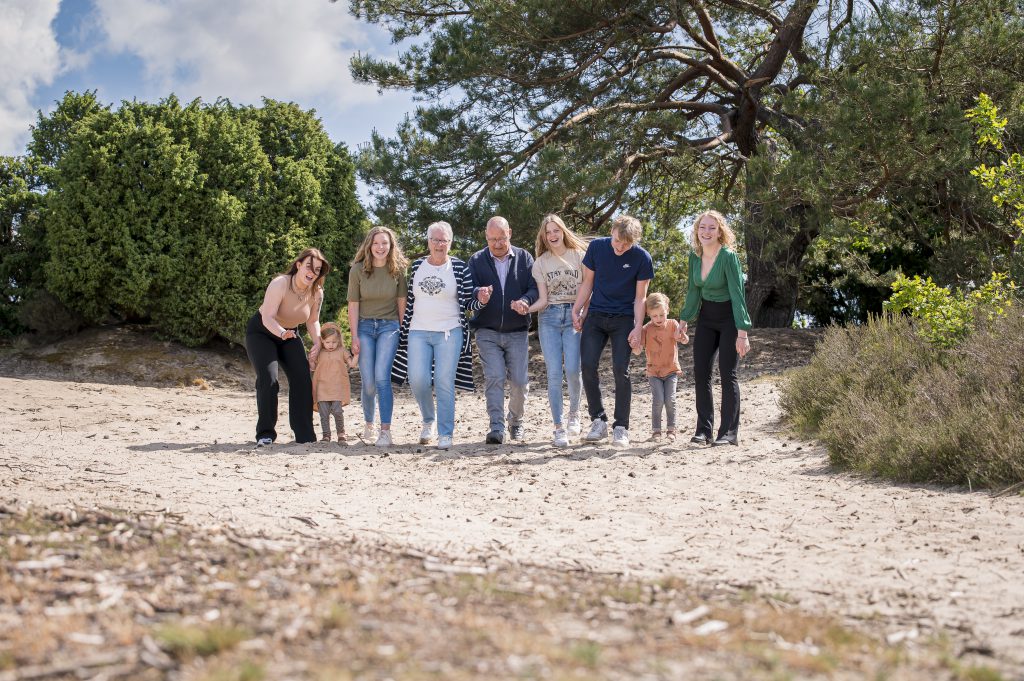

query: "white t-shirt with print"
(409, 258), (461, 332)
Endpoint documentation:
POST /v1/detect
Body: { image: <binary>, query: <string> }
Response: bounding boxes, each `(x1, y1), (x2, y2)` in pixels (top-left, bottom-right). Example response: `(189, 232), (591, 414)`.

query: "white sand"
(2, 372), (1022, 665)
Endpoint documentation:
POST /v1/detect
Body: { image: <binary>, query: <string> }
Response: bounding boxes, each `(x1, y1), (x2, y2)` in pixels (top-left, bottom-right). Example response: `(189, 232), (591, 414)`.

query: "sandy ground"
(1, 328), (1023, 672)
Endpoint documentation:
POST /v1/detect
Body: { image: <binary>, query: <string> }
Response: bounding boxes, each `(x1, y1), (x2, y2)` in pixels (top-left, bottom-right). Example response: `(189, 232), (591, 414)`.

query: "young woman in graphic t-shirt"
(526, 214), (588, 447)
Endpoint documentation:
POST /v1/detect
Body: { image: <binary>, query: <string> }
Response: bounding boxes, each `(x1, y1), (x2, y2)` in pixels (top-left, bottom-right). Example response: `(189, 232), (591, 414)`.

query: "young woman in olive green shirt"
(347, 226), (409, 447)
(678, 211), (752, 446)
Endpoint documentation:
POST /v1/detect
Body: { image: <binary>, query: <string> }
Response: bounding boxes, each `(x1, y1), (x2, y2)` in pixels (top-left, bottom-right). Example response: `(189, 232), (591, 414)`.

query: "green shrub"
(5, 93), (364, 346)
(883, 272), (1016, 347)
(781, 310), (1024, 487)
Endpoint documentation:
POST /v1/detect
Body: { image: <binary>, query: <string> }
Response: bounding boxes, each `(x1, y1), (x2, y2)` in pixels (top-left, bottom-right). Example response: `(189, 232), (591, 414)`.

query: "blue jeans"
(475, 328), (529, 432)
(537, 303), (581, 427)
(357, 318), (401, 425)
(407, 327), (463, 438)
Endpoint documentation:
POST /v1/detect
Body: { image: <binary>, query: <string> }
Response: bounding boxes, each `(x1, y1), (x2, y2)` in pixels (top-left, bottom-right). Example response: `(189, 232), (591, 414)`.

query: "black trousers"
(244, 313), (315, 443)
(580, 312), (635, 429)
(692, 300), (741, 441)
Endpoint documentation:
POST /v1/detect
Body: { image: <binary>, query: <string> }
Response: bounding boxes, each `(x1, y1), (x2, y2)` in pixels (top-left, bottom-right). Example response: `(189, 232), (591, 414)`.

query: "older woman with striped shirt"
(391, 221), (483, 450)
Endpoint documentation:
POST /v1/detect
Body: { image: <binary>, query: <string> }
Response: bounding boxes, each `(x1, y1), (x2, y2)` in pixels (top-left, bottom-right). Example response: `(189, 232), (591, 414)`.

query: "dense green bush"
(781, 311), (1024, 488)
(2, 92), (364, 345)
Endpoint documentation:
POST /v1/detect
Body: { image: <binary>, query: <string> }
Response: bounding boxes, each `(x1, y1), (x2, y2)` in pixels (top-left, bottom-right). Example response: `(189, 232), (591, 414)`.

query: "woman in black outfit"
(245, 248), (330, 446)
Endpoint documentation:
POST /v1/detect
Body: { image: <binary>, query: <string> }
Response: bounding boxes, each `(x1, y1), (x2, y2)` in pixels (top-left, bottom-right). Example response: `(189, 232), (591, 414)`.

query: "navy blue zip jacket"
(467, 245), (539, 332)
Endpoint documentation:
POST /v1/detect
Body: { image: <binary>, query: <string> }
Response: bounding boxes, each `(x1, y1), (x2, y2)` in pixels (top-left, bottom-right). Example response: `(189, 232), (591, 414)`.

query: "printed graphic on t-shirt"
(544, 268), (581, 299)
(419, 275), (446, 296)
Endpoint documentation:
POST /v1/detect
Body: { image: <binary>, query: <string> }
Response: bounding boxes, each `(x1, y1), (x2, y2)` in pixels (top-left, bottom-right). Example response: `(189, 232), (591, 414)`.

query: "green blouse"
(678, 248), (753, 330)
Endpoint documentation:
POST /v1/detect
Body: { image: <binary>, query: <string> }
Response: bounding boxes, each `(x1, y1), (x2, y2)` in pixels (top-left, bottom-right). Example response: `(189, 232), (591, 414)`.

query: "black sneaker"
(509, 424), (525, 441)
(485, 430), (505, 444)
(712, 435), (738, 446)
(256, 437), (273, 447)
(690, 434), (711, 444)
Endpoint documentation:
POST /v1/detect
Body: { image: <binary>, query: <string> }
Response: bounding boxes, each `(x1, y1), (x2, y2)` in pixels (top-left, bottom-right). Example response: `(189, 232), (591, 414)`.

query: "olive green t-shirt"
(347, 264), (408, 320)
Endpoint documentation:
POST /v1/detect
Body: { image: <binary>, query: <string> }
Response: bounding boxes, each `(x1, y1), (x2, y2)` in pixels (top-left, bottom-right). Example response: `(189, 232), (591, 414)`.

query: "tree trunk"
(742, 199), (818, 328)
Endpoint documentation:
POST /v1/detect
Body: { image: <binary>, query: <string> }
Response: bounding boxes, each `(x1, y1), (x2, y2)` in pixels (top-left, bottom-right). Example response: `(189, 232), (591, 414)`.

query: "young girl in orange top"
(634, 293), (689, 441)
(310, 323), (357, 442)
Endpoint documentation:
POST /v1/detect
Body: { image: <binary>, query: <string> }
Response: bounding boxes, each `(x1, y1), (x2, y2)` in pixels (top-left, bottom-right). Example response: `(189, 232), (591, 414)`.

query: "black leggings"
(692, 300), (741, 441)
(244, 313), (315, 443)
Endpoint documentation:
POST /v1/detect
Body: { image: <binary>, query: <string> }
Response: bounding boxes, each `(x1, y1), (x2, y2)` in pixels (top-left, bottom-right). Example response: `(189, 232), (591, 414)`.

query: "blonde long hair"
(535, 214), (588, 257)
(690, 210), (737, 256)
(351, 225), (409, 280)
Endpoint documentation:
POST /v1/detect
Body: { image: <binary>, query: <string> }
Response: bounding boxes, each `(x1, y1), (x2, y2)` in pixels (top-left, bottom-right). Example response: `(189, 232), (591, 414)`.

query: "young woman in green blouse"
(678, 211), (752, 446)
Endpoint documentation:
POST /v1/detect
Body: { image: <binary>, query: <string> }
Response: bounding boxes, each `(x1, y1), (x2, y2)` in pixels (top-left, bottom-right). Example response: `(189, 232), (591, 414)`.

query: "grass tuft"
(155, 623), (249, 659)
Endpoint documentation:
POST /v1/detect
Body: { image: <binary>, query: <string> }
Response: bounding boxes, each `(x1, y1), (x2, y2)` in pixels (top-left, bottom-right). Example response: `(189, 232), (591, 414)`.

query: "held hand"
(627, 327), (642, 350)
(678, 331), (690, 345)
(510, 299), (528, 315)
(477, 285), (493, 304)
(351, 337), (361, 356)
(736, 335), (750, 358)
(282, 329), (298, 340)
(572, 307), (585, 331)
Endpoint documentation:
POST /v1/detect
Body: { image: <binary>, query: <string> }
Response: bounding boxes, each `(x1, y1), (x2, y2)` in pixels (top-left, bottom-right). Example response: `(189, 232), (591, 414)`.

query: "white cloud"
(0, 0), (62, 155)
(93, 0), (384, 110)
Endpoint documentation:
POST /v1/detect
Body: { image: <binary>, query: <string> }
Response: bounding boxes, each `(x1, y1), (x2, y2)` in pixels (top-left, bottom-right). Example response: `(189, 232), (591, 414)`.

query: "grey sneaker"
(375, 430), (393, 448)
(255, 437), (273, 447)
(509, 424), (525, 441)
(552, 428), (570, 448)
(566, 412), (582, 437)
(419, 423), (435, 444)
(584, 418), (608, 442)
(437, 435), (453, 450)
(612, 426), (630, 448)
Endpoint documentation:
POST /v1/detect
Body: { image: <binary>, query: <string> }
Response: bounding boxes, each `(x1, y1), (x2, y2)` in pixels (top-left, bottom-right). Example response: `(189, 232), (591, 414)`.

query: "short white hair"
(426, 221), (453, 242)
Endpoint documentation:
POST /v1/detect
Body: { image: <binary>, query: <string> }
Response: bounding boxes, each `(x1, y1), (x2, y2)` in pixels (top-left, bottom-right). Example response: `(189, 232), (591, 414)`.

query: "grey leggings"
(318, 401), (345, 437)
(649, 374), (678, 432)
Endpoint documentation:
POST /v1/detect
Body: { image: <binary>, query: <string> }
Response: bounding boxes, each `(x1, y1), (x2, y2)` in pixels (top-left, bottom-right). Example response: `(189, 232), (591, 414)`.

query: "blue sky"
(0, 0), (416, 158)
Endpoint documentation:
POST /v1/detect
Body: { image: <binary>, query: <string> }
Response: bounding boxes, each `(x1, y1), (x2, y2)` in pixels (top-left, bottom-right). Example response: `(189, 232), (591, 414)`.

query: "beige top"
(311, 347), (351, 406)
(273, 275), (321, 329)
(347, 264), (407, 320)
(532, 249), (584, 305)
(641, 319), (682, 378)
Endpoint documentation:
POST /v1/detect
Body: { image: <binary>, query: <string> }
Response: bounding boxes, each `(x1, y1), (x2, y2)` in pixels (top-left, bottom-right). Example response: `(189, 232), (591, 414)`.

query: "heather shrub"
(782, 310), (1024, 487)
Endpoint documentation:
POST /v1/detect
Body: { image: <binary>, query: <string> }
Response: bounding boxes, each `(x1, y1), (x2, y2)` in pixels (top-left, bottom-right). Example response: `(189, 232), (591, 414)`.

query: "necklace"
(290, 274), (310, 301)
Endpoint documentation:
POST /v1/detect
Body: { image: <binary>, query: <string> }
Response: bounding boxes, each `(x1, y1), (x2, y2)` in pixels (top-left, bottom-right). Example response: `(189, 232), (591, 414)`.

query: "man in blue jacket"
(469, 216), (539, 444)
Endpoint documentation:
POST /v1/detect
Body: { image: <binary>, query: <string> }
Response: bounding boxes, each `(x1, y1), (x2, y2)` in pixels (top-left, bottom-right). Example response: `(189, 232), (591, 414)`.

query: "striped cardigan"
(391, 256), (483, 391)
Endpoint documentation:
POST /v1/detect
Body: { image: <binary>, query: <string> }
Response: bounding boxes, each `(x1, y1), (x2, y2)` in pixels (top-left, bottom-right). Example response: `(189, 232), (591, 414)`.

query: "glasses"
(486, 236), (509, 244)
(429, 238), (450, 245)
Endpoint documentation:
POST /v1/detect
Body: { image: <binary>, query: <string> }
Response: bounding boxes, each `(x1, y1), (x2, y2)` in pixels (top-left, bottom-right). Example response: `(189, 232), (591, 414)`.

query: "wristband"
(280, 329), (287, 339)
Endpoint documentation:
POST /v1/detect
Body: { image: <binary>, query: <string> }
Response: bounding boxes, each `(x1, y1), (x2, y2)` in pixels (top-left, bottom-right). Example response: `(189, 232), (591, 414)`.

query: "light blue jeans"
(407, 327), (463, 438)
(357, 318), (401, 425)
(537, 303), (582, 427)
(475, 328), (529, 432)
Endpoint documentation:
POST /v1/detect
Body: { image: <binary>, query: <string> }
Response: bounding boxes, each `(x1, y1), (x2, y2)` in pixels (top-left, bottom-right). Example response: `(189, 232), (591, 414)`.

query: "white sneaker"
(552, 428), (569, 448)
(419, 423), (435, 444)
(437, 435), (453, 450)
(566, 412), (582, 437)
(361, 423), (376, 441)
(255, 437), (273, 448)
(612, 426), (629, 448)
(375, 430), (393, 448)
(584, 418), (608, 442)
